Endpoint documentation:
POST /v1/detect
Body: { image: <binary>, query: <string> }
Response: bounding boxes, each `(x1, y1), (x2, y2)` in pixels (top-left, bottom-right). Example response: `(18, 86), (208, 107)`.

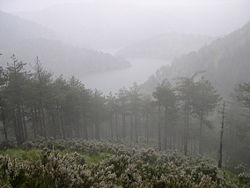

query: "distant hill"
(0, 11), (130, 77)
(142, 22), (250, 95)
(0, 10), (54, 40)
(116, 33), (213, 60)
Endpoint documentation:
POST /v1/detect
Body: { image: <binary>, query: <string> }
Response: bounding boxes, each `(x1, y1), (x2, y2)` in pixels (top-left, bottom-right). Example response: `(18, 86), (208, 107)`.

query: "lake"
(81, 57), (170, 94)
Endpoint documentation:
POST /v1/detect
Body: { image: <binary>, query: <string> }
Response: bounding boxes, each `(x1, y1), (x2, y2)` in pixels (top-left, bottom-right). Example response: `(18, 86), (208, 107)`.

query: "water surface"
(81, 58), (170, 94)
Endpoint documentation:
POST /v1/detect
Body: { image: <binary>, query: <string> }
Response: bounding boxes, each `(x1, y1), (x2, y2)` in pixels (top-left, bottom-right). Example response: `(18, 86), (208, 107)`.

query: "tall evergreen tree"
(91, 89), (105, 140)
(5, 55), (29, 144)
(192, 77), (220, 154)
(127, 83), (142, 143)
(176, 76), (196, 155)
(153, 80), (177, 150)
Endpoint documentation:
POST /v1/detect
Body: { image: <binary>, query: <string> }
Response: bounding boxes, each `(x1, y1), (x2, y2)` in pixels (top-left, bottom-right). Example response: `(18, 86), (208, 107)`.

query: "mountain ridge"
(142, 21), (250, 95)
(116, 33), (213, 60)
(0, 10), (130, 77)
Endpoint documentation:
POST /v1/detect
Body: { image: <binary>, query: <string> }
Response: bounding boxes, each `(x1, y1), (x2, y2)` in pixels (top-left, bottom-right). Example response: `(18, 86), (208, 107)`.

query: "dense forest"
(0, 53), (250, 169)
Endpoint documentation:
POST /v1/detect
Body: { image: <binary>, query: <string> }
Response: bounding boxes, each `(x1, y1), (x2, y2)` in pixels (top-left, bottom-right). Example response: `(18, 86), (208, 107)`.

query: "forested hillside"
(0, 11), (130, 76)
(117, 33), (212, 60)
(142, 22), (250, 95)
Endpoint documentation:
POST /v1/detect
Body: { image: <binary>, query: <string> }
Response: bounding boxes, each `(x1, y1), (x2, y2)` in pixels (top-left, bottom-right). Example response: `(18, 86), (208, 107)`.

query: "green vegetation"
(83, 152), (112, 164)
(0, 139), (249, 188)
(0, 148), (111, 164)
(0, 148), (41, 161)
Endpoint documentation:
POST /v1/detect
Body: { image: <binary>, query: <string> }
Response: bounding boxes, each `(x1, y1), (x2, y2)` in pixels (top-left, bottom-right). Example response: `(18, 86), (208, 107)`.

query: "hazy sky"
(1, 0), (250, 13)
(1, 0), (250, 48)
(1, 0), (250, 91)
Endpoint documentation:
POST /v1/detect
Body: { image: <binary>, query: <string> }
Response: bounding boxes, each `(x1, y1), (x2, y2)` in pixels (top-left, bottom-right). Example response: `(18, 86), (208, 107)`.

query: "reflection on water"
(81, 58), (170, 94)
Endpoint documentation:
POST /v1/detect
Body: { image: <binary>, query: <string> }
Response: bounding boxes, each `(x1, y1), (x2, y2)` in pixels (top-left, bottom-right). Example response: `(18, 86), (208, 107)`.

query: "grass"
(83, 152), (112, 164)
(0, 148), (112, 164)
(0, 148), (42, 161)
(222, 168), (240, 185)
(56, 149), (112, 164)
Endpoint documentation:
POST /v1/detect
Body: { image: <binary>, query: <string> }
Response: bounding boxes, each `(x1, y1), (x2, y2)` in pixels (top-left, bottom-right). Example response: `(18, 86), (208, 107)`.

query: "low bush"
(0, 139), (248, 188)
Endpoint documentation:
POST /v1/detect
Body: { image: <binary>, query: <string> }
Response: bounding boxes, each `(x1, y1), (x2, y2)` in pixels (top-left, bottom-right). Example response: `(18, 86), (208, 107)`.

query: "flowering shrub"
(238, 172), (250, 187)
(0, 139), (248, 187)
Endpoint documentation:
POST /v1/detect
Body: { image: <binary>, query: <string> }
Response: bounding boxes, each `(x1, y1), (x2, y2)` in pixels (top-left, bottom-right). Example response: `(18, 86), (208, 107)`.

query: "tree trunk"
(130, 114), (133, 143)
(122, 113), (126, 139)
(135, 113), (138, 143)
(50, 112), (57, 138)
(21, 105), (27, 140)
(158, 105), (161, 151)
(1, 109), (8, 141)
(82, 119), (88, 140)
(184, 103), (190, 155)
(31, 108), (37, 138)
(95, 121), (100, 140)
(14, 106), (25, 145)
(218, 102), (225, 168)
(164, 108), (168, 150)
(41, 107), (47, 138)
(37, 108), (43, 137)
(59, 108), (66, 139)
(199, 114), (203, 155)
(110, 114), (114, 140)
(115, 112), (119, 141)
(145, 114), (149, 144)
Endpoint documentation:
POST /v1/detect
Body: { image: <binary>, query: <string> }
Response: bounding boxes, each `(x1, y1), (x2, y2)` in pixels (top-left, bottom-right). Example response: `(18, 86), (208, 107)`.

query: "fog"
(1, 1), (250, 184)
(1, 0), (250, 48)
(0, 0), (249, 91)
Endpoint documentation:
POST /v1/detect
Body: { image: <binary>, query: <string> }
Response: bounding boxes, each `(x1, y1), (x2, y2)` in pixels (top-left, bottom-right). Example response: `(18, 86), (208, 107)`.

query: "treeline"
(0, 55), (250, 169)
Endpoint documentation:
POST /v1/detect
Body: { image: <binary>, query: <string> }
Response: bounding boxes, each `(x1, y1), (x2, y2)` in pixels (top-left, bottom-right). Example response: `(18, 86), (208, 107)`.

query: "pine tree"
(192, 77), (220, 154)
(153, 80), (177, 150)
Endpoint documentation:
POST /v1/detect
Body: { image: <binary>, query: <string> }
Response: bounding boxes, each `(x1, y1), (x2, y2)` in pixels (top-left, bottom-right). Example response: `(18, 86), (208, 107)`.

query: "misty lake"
(81, 58), (170, 94)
